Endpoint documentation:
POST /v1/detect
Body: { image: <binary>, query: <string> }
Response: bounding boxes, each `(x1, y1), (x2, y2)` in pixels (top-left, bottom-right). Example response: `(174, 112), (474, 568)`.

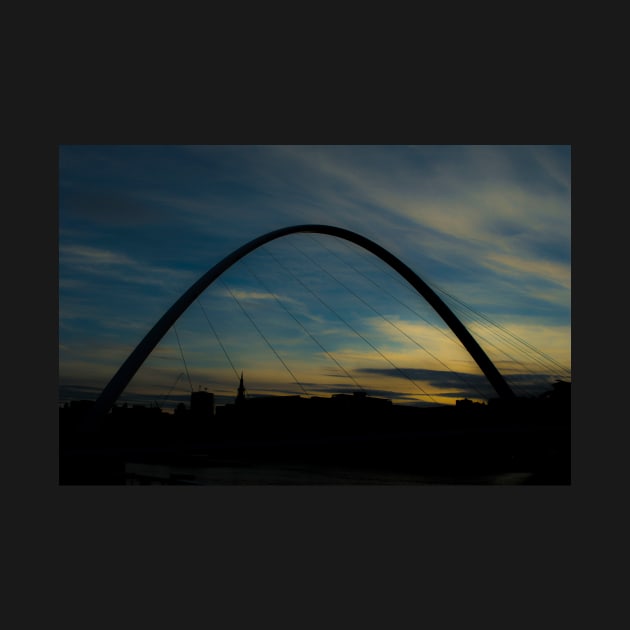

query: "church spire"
(236, 371), (246, 404)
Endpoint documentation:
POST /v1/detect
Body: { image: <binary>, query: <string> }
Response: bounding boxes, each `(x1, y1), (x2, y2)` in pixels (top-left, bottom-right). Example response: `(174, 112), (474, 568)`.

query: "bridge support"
(82, 224), (515, 429)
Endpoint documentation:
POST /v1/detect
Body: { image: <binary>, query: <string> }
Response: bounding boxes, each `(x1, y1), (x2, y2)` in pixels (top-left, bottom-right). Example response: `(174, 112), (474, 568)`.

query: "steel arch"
(84, 224), (515, 427)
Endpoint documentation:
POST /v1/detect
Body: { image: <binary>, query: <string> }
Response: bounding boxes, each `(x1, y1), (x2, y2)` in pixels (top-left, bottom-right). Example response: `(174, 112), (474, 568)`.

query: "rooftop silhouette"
(59, 372), (570, 485)
(59, 226), (570, 485)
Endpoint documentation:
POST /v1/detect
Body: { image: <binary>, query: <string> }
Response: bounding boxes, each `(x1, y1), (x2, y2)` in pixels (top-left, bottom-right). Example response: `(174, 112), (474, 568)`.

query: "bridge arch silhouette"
(85, 224), (515, 426)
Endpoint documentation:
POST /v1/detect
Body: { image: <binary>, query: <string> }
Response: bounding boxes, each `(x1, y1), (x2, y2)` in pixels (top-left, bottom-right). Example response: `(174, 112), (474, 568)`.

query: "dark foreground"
(60, 388), (571, 485)
(60, 415), (570, 485)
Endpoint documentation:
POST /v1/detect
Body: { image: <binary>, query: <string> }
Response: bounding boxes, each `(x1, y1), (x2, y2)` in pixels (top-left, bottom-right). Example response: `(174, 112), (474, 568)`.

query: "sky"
(58, 145), (571, 410)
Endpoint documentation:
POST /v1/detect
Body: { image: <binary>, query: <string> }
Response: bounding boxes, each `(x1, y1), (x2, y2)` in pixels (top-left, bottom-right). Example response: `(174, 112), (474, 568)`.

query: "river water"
(123, 461), (555, 485)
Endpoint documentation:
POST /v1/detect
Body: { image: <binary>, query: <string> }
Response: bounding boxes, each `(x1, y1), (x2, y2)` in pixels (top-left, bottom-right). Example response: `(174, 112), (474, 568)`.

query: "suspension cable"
(334, 236), (570, 390)
(267, 242), (439, 404)
(434, 283), (571, 378)
(421, 285), (569, 396)
(160, 371), (185, 408)
(196, 299), (241, 382)
(220, 278), (309, 396)
(241, 259), (366, 393)
(439, 300), (555, 396)
(172, 323), (194, 392)
(309, 235), (490, 399)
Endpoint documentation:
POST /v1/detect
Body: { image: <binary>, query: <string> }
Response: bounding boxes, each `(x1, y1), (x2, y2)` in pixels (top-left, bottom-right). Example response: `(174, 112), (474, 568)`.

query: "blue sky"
(58, 145), (571, 410)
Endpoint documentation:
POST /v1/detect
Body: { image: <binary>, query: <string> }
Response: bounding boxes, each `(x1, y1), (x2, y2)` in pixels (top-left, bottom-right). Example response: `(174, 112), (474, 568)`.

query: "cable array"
(138, 233), (569, 410)
(308, 234), (491, 400)
(271, 240), (439, 403)
(241, 259), (366, 393)
(324, 235), (570, 396)
(220, 278), (309, 396)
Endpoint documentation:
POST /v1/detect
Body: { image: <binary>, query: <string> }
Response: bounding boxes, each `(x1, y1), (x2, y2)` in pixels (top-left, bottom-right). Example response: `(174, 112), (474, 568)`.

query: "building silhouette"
(190, 389), (214, 418)
(59, 372), (571, 484)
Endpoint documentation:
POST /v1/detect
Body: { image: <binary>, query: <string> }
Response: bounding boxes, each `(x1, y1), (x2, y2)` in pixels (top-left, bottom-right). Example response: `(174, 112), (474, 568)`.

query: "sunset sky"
(58, 145), (571, 410)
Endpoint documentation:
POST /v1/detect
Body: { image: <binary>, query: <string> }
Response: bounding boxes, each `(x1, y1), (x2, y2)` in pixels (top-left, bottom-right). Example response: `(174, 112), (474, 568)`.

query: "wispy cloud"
(60, 245), (134, 266)
(220, 289), (283, 302)
(481, 252), (571, 291)
(59, 243), (195, 289)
